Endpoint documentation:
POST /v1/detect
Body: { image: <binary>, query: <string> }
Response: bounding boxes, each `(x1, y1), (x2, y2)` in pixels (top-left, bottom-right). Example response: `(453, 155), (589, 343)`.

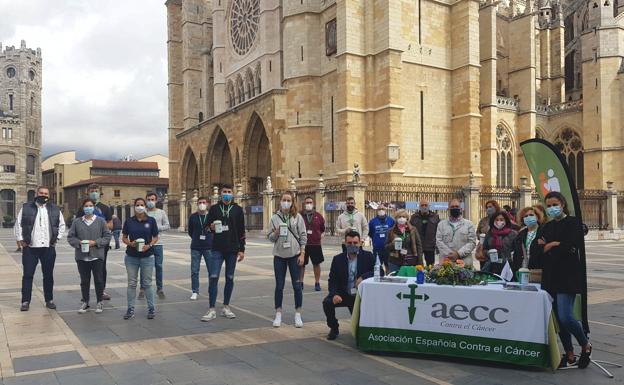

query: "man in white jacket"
(435, 199), (476, 267)
(335, 197), (368, 240)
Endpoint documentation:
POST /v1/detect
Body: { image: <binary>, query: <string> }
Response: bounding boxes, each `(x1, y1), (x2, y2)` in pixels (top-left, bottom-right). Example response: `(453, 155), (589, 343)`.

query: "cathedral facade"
(167, 0), (624, 199)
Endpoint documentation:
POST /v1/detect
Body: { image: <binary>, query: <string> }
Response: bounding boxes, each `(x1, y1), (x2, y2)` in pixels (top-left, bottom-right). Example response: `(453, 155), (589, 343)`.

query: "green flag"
(520, 139), (589, 334)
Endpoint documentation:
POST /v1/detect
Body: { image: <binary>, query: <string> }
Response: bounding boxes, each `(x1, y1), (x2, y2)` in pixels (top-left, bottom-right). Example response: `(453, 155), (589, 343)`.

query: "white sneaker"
(294, 312), (303, 328)
(272, 312), (282, 328)
(221, 307), (236, 319)
(190, 292), (198, 300)
(201, 309), (217, 322)
(95, 302), (103, 314)
(78, 302), (89, 314)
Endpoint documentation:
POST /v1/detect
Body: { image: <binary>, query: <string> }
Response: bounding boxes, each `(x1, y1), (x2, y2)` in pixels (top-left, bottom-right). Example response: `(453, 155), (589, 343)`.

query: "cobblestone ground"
(0, 229), (622, 385)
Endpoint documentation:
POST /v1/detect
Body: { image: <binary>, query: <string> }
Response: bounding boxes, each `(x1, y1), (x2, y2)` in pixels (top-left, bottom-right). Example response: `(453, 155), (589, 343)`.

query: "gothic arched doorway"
(244, 114), (271, 194)
(207, 128), (234, 188)
(181, 148), (199, 195)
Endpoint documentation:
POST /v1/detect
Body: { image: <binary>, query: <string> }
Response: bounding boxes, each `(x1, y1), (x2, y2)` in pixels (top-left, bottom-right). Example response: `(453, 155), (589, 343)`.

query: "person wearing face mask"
(121, 198), (160, 320)
(335, 197), (369, 243)
(67, 198), (112, 314)
(187, 197), (213, 300)
(202, 184), (246, 322)
(510, 207), (543, 277)
(435, 199), (477, 267)
(268, 192), (307, 328)
(300, 196), (325, 292)
(530, 191), (591, 369)
(323, 231), (382, 340)
(477, 211), (518, 274)
(138, 192), (170, 300)
(409, 200), (440, 266)
(75, 184), (113, 301)
(476, 200), (501, 236)
(368, 205), (395, 273)
(15, 186), (66, 311)
(385, 209), (423, 273)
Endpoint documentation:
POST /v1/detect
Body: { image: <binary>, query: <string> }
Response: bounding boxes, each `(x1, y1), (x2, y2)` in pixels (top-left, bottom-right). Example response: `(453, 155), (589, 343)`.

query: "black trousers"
(77, 259), (105, 303)
(21, 247), (56, 303)
(102, 246), (109, 289)
(323, 293), (356, 330)
(424, 250), (436, 266)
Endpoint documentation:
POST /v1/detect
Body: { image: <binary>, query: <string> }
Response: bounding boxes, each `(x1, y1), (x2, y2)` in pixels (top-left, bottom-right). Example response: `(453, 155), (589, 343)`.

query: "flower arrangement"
(426, 258), (479, 286)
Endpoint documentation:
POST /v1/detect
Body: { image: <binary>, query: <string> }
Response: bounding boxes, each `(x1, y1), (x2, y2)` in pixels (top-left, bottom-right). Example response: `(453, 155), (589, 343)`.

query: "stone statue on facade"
(352, 162), (361, 183)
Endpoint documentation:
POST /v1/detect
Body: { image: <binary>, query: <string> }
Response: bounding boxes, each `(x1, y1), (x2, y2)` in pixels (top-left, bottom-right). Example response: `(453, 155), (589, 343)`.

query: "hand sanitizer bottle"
(374, 253), (381, 282)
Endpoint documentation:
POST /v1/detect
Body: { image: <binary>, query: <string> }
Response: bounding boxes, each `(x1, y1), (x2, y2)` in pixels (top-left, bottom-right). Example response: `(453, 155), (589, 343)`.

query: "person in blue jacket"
(368, 205), (394, 273)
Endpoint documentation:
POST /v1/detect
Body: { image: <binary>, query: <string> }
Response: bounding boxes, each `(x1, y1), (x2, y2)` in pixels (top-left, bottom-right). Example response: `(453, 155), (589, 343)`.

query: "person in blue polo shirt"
(122, 198), (159, 320)
(368, 205), (394, 273)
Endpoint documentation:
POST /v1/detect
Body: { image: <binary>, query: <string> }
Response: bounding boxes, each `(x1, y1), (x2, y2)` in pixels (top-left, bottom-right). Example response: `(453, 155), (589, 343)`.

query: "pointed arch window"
(554, 128), (584, 189)
(496, 125), (514, 187)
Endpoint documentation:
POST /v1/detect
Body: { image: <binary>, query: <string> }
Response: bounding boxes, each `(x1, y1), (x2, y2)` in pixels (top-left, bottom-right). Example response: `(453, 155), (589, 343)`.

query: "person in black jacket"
(530, 191), (591, 369)
(409, 200), (440, 266)
(510, 206), (542, 276)
(201, 184), (245, 322)
(187, 196), (213, 301)
(323, 230), (382, 340)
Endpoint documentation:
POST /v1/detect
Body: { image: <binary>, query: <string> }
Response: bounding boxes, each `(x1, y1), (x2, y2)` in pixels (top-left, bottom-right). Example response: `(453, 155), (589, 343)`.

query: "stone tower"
(0, 40), (42, 219)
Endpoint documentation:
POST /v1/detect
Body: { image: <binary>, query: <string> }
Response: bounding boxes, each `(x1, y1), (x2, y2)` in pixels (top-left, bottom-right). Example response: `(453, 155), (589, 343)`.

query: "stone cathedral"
(167, 0), (624, 199)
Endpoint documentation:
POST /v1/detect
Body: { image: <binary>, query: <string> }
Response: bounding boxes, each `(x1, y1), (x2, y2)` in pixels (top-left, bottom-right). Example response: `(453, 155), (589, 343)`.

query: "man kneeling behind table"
(323, 230), (384, 340)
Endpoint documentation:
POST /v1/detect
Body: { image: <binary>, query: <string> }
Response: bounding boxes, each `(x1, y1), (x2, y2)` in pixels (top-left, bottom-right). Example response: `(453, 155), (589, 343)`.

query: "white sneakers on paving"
(190, 292), (198, 301)
(294, 312), (304, 328)
(201, 309), (217, 322)
(273, 312), (282, 328)
(95, 302), (103, 314)
(221, 307), (236, 319)
(78, 302), (89, 314)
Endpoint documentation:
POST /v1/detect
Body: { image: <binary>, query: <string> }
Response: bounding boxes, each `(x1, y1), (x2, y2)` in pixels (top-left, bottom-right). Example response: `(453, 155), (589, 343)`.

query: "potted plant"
(2, 215), (14, 228)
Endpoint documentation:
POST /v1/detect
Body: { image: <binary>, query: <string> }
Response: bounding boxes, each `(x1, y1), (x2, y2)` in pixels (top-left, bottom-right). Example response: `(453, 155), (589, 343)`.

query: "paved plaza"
(0, 228), (622, 385)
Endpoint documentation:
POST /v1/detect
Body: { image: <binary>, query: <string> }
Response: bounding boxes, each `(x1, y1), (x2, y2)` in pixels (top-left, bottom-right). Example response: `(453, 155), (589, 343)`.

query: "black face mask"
(35, 196), (49, 205)
(449, 208), (461, 218)
(346, 205), (355, 212)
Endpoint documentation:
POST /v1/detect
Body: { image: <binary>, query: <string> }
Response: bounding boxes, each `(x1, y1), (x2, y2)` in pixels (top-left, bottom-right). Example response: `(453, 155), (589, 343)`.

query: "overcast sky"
(0, 0), (168, 161)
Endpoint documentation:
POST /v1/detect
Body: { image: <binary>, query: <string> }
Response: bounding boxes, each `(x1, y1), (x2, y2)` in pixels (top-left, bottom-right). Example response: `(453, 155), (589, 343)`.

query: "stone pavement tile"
(72, 328), (121, 346)
(186, 349), (241, 367)
(225, 345), (302, 369)
(2, 372), (60, 385)
(317, 368), (390, 385)
(200, 362), (265, 384)
(102, 360), (169, 385)
(12, 351), (84, 373)
(260, 340), (312, 356)
(150, 356), (212, 383)
(280, 350), (348, 373)
(53, 366), (116, 385)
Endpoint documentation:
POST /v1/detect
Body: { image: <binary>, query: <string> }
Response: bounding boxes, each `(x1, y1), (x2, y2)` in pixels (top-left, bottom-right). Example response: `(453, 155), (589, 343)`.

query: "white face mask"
(378, 210), (386, 217)
(304, 203), (313, 211)
(198, 203), (207, 211)
(281, 201), (292, 210)
(494, 220), (506, 230)
(135, 205), (146, 214)
(397, 217), (408, 225)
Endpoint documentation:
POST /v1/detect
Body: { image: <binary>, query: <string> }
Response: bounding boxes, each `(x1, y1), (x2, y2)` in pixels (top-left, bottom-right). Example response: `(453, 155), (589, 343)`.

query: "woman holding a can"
(510, 206), (543, 280)
(122, 197), (159, 320)
(67, 198), (112, 314)
(267, 192), (307, 328)
(385, 209), (423, 274)
(530, 191), (591, 368)
(477, 211), (517, 275)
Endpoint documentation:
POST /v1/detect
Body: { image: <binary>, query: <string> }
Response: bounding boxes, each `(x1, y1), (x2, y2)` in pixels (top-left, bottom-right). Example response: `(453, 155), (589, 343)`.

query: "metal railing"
(578, 190), (608, 230)
(241, 193), (263, 231)
(618, 192), (624, 230)
(324, 186), (348, 235)
(478, 186), (520, 220)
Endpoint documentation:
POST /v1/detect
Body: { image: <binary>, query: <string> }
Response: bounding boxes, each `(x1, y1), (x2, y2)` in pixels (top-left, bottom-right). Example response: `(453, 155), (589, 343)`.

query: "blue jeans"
(191, 249), (211, 294)
(112, 230), (121, 249)
(207, 250), (237, 308)
(273, 255), (302, 310)
(125, 255), (155, 311)
(141, 245), (164, 290)
(554, 293), (588, 352)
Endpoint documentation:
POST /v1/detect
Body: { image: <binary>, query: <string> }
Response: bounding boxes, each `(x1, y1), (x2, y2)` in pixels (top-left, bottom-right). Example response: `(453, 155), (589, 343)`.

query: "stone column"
(162, 193), (169, 214)
(462, 172), (481, 224)
(518, 176), (533, 210)
(262, 177), (275, 233)
(178, 191), (187, 232)
(346, 182), (367, 215)
(606, 181), (618, 231)
(315, 171), (327, 220)
(236, 182), (246, 211)
(191, 189), (198, 213)
(210, 186), (219, 206)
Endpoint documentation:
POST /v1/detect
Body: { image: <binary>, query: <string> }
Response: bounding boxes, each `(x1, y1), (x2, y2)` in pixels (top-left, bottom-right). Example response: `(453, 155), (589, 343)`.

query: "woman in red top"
(300, 196), (326, 291)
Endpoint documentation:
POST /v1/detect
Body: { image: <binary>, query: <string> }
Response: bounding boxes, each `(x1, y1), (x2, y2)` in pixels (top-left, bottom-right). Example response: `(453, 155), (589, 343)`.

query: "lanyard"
(399, 229), (408, 242)
(198, 213), (208, 233)
(219, 204), (233, 218)
(348, 213), (354, 226)
(305, 213), (313, 225)
(450, 222), (458, 241)
(278, 213), (291, 225)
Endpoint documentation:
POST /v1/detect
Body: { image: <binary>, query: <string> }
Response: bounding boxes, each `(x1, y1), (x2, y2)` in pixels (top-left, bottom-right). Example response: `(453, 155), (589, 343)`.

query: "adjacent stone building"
(166, 0), (624, 199)
(0, 40), (42, 222)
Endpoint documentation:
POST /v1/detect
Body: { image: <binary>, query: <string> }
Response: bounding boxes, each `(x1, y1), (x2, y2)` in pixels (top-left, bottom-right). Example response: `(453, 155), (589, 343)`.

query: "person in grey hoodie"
(67, 198), (112, 314)
(267, 192), (307, 328)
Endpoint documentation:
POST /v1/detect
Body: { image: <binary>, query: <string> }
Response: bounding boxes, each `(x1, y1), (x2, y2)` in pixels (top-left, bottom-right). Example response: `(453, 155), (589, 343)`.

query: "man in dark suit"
(323, 230), (382, 340)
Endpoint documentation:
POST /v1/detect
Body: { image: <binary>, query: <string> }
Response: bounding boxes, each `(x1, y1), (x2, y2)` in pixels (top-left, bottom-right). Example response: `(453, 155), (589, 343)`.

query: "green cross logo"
(396, 284), (429, 324)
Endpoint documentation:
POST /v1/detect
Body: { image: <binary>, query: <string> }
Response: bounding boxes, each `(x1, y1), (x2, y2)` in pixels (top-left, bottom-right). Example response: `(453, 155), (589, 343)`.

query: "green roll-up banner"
(520, 138), (589, 334)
